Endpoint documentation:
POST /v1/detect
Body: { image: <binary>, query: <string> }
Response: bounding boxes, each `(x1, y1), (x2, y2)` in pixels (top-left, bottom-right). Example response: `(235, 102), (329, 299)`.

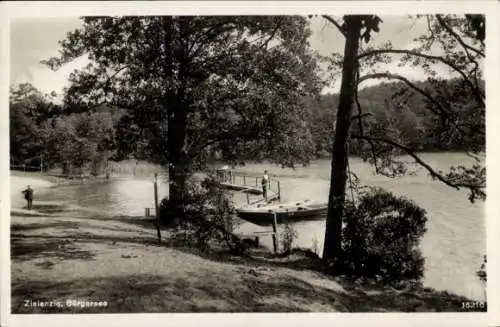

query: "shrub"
(477, 254), (487, 283)
(339, 187), (428, 285)
(476, 254), (487, 300)
(280, 222), (298, 254)
(159, 173), (244, 253)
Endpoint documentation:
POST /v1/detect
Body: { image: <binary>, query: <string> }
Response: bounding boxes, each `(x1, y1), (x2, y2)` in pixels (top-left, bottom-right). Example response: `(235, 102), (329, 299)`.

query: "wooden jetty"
(216, 168), (281, 206)
(219, 183), (262, 194)
(215, 168), (283, 252)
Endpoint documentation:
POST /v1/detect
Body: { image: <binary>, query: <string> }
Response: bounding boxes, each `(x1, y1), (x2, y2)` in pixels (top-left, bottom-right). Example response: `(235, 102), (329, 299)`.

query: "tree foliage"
(9, 83), (62, 167)
(44, 15), (324, 208)
(10, 82), (120, 174)
(41, 111), (117, 175)
(352, 14), (485, 202)
(307, 78), (484, 156)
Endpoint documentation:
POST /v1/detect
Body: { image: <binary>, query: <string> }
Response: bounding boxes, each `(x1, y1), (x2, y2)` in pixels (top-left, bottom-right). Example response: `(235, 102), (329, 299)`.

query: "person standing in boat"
(261, 170), (269, 200)
(21, 185), (35, 210)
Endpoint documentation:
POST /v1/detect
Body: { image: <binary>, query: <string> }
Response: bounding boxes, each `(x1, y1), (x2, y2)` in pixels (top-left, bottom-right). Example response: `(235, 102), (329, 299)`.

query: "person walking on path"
(261, 170), (269, 200)
(22, 185), (35, 210)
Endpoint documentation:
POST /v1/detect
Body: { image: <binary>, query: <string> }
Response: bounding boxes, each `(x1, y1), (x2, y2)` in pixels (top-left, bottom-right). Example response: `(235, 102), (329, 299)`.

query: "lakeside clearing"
(9, 173), (483, 313)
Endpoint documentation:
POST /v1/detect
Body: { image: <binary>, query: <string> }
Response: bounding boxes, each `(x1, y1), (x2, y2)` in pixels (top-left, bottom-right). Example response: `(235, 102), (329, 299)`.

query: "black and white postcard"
(1, 1), (498, 327)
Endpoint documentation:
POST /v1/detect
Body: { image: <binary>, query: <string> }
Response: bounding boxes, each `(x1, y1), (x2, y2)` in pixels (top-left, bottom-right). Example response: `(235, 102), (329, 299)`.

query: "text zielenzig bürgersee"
(24, 299), (109, 309)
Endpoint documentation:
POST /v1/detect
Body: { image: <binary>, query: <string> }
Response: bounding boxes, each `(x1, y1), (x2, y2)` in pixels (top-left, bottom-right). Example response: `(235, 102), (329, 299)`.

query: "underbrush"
(158, 174), (251, 255)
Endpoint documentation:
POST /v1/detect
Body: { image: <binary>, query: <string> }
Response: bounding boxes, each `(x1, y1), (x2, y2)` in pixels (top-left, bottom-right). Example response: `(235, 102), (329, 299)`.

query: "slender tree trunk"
(323, 16), (362, 262)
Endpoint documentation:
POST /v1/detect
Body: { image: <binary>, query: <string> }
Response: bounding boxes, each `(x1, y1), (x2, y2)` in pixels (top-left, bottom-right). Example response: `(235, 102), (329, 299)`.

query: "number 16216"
(462, 301), (486, 310)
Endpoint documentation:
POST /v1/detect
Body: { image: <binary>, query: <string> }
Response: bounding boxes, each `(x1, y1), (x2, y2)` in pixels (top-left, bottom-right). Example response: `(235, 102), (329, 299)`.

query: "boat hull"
(236, 204), (327, 226)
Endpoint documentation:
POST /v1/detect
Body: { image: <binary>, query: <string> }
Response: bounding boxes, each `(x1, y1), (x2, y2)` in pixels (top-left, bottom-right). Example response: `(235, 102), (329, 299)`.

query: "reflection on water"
(36, 153), (485, 301)
(39, 178), (170, 218)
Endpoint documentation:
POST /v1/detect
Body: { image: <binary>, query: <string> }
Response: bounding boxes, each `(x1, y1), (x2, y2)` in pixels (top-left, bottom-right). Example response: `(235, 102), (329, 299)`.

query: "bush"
(476, 254), (487, 300)
(280, 222), (298, 254)
(477, 255), (486, 283)
(339, 187), (428, 285)
(159, 174), (244, 253)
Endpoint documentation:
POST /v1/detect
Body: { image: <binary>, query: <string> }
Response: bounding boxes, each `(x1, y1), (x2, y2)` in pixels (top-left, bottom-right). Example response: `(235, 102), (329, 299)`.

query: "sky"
(9, 15), (452, 96)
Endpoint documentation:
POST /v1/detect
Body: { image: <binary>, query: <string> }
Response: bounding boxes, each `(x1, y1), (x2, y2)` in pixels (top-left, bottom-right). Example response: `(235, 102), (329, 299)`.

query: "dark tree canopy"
(9, 83), (62, 167)
(44, 15), (327, 207)
(44, 16), (324, 169)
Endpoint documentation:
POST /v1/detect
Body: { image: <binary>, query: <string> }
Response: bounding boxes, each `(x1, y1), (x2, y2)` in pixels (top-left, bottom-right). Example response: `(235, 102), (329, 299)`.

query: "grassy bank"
(10, 197), (484, 313)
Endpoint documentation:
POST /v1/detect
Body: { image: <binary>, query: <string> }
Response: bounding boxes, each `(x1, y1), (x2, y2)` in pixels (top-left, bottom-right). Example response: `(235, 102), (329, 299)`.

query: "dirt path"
(11, 204), (349, 313)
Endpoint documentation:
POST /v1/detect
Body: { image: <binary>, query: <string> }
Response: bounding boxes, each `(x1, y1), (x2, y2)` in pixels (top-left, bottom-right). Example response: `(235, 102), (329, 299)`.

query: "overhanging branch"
(358, 72), (485, 137)
(357, 49), (485, 105)
(322, 15), (346, 37)
(351, 134), (484, 190)
(435, 15), (485, 58)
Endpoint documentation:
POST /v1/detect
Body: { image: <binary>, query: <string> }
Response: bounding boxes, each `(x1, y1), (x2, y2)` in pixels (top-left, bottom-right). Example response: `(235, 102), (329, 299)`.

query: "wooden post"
(255, 176), (258, 186)
(246, 192), (250, 204)
(105, 159), (110, 179)
(154, 173), (161, 242)
(277, 180), (281, 201)
(40, 156), (43, 172)
(271, 211), (279, 253)
(23, 164), (26, 172)
(243, 175), (246, 185)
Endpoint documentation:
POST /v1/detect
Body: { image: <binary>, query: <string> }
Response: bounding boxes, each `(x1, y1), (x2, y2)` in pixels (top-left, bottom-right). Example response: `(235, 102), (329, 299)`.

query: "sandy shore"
(10, 174), (53, 209)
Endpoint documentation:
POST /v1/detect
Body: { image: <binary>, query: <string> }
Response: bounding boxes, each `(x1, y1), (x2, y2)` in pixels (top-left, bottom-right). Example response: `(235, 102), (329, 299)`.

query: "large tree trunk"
(167, 90), (189, 209)
(323, 16), (362, 262)
(164, 17), (190, 221)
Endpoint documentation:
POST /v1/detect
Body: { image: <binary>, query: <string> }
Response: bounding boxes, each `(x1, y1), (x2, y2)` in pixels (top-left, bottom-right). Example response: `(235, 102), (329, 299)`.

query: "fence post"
(154, 173), (161, 243)
(243, 175), (246, 185)
(271, 211), (279, 253)
(246, 192), (250, 204)
(255, 176), (258, 187)
(277, 180), (281, 201)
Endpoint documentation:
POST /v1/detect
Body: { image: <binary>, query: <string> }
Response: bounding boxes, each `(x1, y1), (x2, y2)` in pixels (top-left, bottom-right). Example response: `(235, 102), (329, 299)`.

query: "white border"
(0, 2), (11, 327)
(0, 1), (498, 16)
(1, 1), (498, 327)
(486, 4), (500, 325)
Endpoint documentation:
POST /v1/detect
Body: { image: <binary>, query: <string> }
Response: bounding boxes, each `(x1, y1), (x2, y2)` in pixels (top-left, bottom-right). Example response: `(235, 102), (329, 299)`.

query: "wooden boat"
(236, 200), (327, 225)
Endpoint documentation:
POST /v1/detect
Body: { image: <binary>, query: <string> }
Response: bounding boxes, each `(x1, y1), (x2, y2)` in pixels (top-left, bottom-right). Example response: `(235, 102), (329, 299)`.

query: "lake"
(29, 152), (486, 301)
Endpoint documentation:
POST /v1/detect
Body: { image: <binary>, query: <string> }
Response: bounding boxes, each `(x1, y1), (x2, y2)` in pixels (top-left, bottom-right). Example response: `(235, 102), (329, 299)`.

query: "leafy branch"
(358, 72), (484, 137)
(357, 48), (485, 106)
